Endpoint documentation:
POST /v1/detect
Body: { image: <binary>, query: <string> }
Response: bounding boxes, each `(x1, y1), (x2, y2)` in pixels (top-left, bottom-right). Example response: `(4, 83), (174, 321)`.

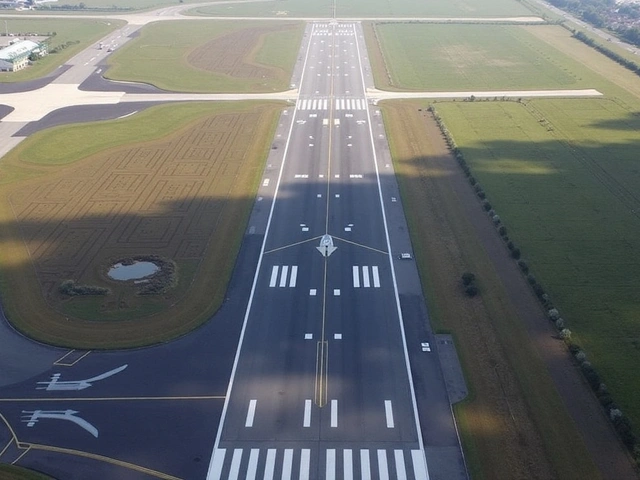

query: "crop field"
(0, 101), (282, 348)
(190, 0), (532, 18)
(0, 18), (122, 83)
(106, 21), (303, 93)
(383, 100), (598, 480)
(434, 97), (640, 445)
(367, 23), (601, 91)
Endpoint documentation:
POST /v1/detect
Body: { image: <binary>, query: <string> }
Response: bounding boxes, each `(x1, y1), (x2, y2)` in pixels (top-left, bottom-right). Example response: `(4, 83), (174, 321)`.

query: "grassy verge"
(188, 0), (532, 18)
(105, 21), (303, 93)
(0, 465), (54, 480)
(383, 100), (600, 479)
(0, 101), (282, 349)
(0, 18), (123, 83)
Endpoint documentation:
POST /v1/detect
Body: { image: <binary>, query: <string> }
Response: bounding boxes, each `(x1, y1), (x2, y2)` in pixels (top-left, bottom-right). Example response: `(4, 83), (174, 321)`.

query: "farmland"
(434, 97), (640, 435)
(106, 21), (303, 93)
(0, 101), (283, 348)
(372, 17), (640, 474)
(383, 100), (599, 480)
(189, 0), (531, 18)
(0, 18), (123, 83)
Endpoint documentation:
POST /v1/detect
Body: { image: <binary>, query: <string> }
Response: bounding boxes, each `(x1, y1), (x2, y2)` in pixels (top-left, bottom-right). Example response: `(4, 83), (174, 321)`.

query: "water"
(108, 261), (159, 281)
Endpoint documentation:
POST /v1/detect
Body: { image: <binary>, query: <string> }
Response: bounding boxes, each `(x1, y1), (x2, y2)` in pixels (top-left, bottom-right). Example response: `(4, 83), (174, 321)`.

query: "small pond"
(108, 261), (159, 281)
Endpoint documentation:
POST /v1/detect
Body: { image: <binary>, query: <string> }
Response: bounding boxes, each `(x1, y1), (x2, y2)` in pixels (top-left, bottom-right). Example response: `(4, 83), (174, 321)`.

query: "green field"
(105, 21), (303, 93)
(435, 97), (640, 442)
(0, 101), (282, 348)
(0, 18), (122, 83)
(189, 0), (532, 18)
(370, 23), (594, 91)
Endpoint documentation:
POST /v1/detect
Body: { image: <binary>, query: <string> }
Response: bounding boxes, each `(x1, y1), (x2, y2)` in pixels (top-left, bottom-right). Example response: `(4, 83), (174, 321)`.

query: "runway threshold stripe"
(229, 449), (242, 480)
(280, 265), (289, 287)
(289, 266), (298, 287)
(372, 266), (380, 288)
(283, 449), (294, 480)
(245, 399), (257, 427)
(331, 399), (338, 427)
(246, 449), (259, 480)
(209, 449), (225, 480)
(326, 449), (336, 480)
(303, 399), (312, 427)
(395, 450), (408, 480)
(378, 449), (389, 480)
(344, 450), (353, 480)
(353, 266), (360, 288)
(269, 266), (279, 287)
(361, 450), (372, 480)
(300, 449), (311, 480)
(323, 99), (328, 110)
(412, 450), (430, 480)
(363, 266), (370, 288)
(384, 400), (394, 428)
(264, 449), (276, 480)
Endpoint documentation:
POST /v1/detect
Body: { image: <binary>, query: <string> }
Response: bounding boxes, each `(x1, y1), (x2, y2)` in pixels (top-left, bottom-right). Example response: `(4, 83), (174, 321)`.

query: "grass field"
(0, 18), (122, 83)
(368, 23), (594, 91)
(382, 100), (599, 480)
(434, 97), (640, 450)
(105, 21), (303, 93)
(0, 101), (283, 348)
(0, 464), (53, 480)
(189, 0), (532, 18)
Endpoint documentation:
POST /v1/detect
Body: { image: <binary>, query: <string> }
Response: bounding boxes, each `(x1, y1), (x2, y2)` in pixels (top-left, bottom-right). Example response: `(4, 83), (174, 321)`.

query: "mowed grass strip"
(383, 100), (599, 479)
(367, 23), (588, 91)
(0, 101), (282, 349)
(190, 0), (531, 18)
(106, 21), (303, 93)
(0, 18), (123, 83)
(435, 98), (640, 446)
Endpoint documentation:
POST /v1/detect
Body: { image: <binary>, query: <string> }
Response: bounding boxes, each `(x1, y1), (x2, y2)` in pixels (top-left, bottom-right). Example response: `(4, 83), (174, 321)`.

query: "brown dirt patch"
(187, 24), (293, 81)
(1, 103), (281, 348)
(384, 100), (607, 479)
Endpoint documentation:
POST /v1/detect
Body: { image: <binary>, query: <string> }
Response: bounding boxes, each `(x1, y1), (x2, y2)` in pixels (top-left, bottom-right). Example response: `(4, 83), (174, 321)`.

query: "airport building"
(0, 39), (47, 72)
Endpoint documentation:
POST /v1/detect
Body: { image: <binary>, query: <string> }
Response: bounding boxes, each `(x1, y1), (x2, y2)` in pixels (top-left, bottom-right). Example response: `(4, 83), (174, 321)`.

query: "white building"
(0, 39), (47, 72)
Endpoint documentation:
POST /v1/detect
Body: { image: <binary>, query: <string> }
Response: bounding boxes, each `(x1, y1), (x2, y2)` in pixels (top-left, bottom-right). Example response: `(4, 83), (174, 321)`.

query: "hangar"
(0, 39), (47, 72)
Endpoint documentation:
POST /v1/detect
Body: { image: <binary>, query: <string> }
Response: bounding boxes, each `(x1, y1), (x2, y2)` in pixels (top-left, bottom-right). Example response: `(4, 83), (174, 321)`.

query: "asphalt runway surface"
(0, 20), (467, 480)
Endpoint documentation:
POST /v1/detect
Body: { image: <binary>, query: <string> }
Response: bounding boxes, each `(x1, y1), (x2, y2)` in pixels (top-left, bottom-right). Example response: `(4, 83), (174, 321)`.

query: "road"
(205, 21), (466, 480)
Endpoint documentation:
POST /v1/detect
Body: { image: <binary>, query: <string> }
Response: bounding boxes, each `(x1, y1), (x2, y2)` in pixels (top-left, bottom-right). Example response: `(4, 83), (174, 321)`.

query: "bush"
(498, 225), (507, 237)
(59, 280), (110, 296)
(548, 308), (560, 320)
(517, 259), (529, 274)
(469, 176), (477, 186)
(532, 283), (545, 299)
(511, 248), (521, 259)
(507, 241), (515, 251)
(477, 190), (486, 199)
(555, 318), (565, 329)
(465, 284), (479, 297)
(492, 215), (501, 225)
(527, 274), (537, 285)
(482, 200), (492, 211)
(461, 272), (476, 286)
(559, 328), (572, 340)
(575, 350), (586, 363)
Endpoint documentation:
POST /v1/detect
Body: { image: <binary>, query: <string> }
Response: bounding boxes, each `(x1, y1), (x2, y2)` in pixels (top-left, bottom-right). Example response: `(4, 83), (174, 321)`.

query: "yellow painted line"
(0, 395), (225, 403)
(53, 350), (92, 366)
(0, 413), (19, 445)
(52, 349), (76, 365)
(0, 437), (14, 457)
(331, 235), (388, 255)
(264, 235), (323, 254)
(24, 443), (181, 480)
(11, 445), (30, 465)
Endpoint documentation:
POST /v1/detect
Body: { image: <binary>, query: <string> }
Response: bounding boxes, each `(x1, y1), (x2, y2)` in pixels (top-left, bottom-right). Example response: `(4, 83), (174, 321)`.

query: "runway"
(205, 22), (466, 480)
